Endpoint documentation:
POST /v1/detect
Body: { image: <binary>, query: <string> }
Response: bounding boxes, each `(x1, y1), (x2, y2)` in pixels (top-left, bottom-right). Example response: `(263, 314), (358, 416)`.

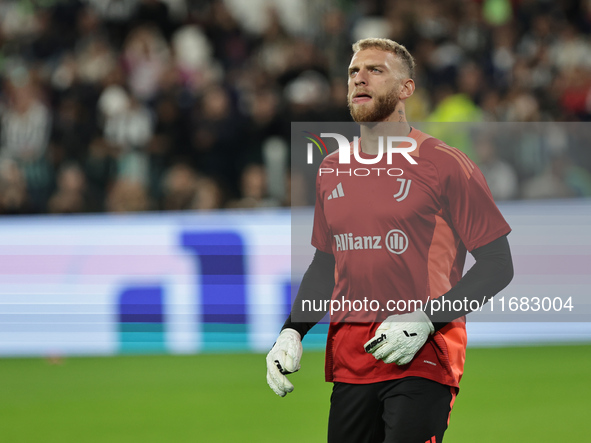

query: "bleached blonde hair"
(352, 38), (415, 79)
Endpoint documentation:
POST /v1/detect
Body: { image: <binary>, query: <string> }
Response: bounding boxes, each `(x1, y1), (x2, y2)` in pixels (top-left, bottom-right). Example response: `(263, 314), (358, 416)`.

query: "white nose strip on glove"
(364, 310), (434, 366)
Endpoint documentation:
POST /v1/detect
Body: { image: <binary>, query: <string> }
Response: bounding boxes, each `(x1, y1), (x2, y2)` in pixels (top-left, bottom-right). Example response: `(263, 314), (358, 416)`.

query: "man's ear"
(399, 79), (415, 100)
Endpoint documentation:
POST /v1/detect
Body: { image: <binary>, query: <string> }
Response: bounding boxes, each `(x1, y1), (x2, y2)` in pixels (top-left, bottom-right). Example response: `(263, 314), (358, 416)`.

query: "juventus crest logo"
(393, 179), (411, 202)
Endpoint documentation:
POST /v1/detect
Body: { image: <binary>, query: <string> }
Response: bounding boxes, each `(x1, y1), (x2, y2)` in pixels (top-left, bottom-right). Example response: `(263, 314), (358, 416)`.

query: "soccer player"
(266, 38), (514, 443)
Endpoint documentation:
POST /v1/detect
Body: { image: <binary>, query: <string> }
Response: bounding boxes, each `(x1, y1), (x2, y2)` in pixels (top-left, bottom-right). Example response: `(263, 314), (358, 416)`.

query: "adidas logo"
(327, 183), (345, 200)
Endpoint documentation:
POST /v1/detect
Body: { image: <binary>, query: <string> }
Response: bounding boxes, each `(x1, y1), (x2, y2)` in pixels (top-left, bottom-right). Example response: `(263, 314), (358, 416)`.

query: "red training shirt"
(311, 127), (511, 387)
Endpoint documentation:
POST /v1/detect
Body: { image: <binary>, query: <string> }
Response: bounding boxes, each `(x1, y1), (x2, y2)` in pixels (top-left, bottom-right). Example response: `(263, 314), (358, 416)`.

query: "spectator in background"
(204, 0), (253, 72)
(100, 89), (154, 152)
(86, 0), (138, 48)
(106, 178), (151, 212)
(457, 62), (486, 107)
(284, 170), (307, 208)
(251, 7), (293, 79)
(122, 25), (170, 102)
(427, 85), (483, 124)
(132, 0), (176, 41)
(192, 84), (242, 195)
(170, 23), (219, 92)
(160, 162), (198, 210)
(51, 95), (94, 164)
(491, 24), (517, 89)
(1, 75), (51, 163)
(554, 66), (591, 121)
(48, 163), (88, 214)
(240, 88), (283, 166)
(325, 78), (353, 122)
(98, 84), (153, 187)
(479, 90), (503, 121)
(76, 4), (104, 44)
(0, 72), (53, 211)
(84, 136), (117, 212)
(151, 63), (193, 163)
(474, 135), (518, 201)
(191, 175), (226, 211)
(319, 9), (350, 80)
(145, 133), (174, 202)
(0, 1), (41, 47)
(456, 0), (491, 60)
(522, 153), (576, 200)
(504, 89), (542, 121)
(227, 163), (278, 208)
(550, 24), (591, 71)
(565, 162), (591, 198)
(0, 159), (30, 215)
(76, 35), (118, 87)
(284, 70), (331, 122)
(517, 13), (554, 62)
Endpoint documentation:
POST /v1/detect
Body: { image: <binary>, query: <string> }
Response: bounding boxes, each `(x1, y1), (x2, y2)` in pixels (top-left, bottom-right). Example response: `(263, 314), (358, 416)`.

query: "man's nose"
(355, 69), (368, 86)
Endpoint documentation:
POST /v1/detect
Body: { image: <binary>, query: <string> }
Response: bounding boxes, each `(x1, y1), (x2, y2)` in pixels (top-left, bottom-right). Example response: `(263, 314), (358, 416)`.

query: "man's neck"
(359, 107), (411, 155)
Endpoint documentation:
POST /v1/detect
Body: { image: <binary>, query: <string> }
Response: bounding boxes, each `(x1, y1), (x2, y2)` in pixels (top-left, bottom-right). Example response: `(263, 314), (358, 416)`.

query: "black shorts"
(327, 377), (456, 443)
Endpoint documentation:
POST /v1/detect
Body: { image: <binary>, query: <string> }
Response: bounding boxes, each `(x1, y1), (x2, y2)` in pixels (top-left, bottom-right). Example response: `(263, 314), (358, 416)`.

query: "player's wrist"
(279, 328), (302, 341)
(415, 310), (435, 335)
(422, 307), (450, 333)
(279, 325), (304, 341)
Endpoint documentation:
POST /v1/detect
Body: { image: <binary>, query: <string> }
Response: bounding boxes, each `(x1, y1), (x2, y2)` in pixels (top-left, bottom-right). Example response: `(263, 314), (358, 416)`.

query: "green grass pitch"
(1, 344), (589, 442)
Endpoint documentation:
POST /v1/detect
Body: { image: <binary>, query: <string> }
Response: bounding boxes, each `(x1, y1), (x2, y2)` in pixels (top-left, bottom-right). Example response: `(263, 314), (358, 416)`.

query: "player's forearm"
(424, 235), (514, 330)
(281, 249), (335, 338)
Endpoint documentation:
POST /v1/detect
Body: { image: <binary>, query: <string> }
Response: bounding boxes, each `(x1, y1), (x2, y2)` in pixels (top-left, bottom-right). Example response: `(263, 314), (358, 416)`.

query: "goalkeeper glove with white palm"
(266, 328), (302, 397)
(364, 310), (434, 366)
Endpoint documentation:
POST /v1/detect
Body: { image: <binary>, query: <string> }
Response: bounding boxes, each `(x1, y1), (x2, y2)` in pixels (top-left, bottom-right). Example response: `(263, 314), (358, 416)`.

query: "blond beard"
(348, 88), (400, 123)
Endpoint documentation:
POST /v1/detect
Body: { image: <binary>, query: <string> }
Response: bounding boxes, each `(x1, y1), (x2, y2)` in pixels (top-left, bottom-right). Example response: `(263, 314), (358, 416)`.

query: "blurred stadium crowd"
(1, 0), (591, 215)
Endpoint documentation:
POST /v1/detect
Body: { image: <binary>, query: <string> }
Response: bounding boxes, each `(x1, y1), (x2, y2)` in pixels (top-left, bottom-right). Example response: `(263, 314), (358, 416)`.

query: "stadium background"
(1, 0), (590, 442)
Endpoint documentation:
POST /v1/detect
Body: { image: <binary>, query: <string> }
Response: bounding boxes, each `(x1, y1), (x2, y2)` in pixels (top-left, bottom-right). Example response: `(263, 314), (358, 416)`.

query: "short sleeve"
(311, 173), (333, 253)
(438, 146), (511, 252)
